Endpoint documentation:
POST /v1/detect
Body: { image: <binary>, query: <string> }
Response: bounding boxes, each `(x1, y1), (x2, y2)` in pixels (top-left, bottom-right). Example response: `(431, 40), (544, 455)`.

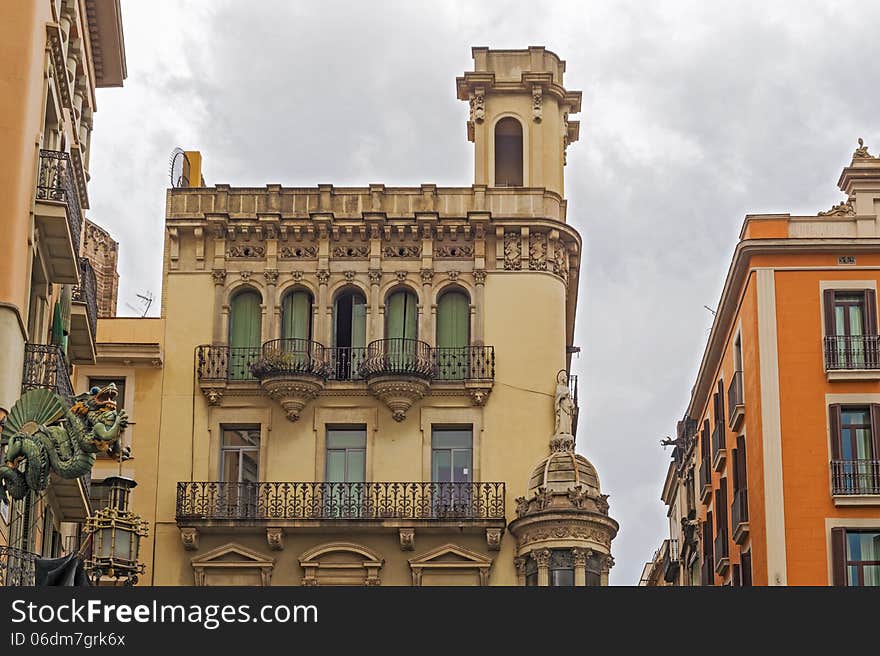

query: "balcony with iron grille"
(195, 340), (495, 419)
(699, 455), (712, 503)
(22, 343), (73, 402)
(824, 335), (880, 381)
(0, 546), (38, 587)
(711, 421), (726, 472)
(831, 460), (880, 506)
(713, 531), (729, 575)
(34, 150), (83, 284)
(662, 538), (679, 584)
(69, 257), (98, 364)
(175, 481), (506, 549)
(731, 488), (750, 543)
(727, 370), (744, 431)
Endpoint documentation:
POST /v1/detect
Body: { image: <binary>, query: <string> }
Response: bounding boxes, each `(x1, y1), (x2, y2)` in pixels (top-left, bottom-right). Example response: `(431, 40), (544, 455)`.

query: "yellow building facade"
(0, 0), (126, 583)
(91, 47), (618, 586)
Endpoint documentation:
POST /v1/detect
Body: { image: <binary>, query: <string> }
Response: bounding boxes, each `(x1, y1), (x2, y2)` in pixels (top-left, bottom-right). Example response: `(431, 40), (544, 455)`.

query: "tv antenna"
(703, 305), (717, 316)
(125, 291), (154, 317)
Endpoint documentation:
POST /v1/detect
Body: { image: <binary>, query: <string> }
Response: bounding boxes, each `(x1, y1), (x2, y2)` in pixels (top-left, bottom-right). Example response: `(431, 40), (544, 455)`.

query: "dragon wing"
(1, 389), (67, 444)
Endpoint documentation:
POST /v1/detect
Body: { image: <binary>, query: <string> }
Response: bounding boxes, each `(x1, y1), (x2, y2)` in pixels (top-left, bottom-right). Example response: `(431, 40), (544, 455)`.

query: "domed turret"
(527, 448), (600, 498)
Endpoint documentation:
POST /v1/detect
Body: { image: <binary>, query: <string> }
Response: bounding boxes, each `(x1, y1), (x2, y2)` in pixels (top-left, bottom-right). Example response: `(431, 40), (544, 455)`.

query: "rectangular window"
(219, 425), (260, 519)
(832, 529), (880, 586)
(829, 405), (880, 495)
(824, 289), (878, 368)
(431, 426), (473, 484)
(325, 426), (367, 519)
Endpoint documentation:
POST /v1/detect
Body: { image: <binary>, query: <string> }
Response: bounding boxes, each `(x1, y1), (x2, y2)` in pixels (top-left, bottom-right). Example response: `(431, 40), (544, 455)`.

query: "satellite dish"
(169, 147), (190, 188)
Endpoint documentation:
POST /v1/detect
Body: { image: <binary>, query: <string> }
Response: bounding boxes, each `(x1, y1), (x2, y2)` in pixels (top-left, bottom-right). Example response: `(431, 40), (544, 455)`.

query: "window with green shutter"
(281, 290), (312, 341)
(228, 288), (262, 380)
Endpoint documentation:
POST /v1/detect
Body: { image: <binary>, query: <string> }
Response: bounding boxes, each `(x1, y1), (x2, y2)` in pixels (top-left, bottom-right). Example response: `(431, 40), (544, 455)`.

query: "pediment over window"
(408, 544), (493, 586)
(299, 542), (384, 586)
(191, 542), (275, 586)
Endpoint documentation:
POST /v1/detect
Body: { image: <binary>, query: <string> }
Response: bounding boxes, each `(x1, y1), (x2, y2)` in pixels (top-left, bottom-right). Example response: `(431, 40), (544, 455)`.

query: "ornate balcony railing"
(731, 488), (749, 527)
(21, 343), (73, 402)
(197, 345), (261, 382)
(0, 546), (38, 587)
(831, 460), (880, 495)
(433, 346), (495, 381)
(326, 346), (367, 381)
(360, 339), (435, 379)
(176, 481), (506, 522)
(72, 257), (98, 338)
(251, 339), (328, 378)
(36, 149), (82, 253)
(824, 335), (880, 370)
(699, 455), (712, 500)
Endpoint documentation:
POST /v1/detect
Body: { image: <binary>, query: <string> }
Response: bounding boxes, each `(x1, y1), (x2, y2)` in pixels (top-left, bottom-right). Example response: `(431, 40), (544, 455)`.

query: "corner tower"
(457, 46), (581, 197)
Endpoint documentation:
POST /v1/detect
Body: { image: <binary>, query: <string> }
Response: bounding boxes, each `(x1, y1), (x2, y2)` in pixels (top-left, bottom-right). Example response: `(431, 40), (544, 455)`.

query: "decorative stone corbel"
(266, 528), (284, 551)
(399, 528), (415, 551)
(202, 387), (224, 406)
(180, 527), (199, 551)
(486, 528), (503, 551)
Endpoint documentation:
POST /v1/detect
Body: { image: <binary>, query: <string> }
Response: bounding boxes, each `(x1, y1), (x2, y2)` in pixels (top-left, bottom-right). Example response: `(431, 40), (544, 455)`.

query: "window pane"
(452, 449), (472, 483)
(849, 304), (864, 336)
(550, 568), (575, 587)
(327, 427), (366, 449)
(432, 428), (472, 449)
(326, 450), (347, 483)
(346, 449), (366, 483)
(241, 450), (259, 483)
(221, 451), (239, 482)
(223, 427), (260, 448)
(432, 450), (451, 483)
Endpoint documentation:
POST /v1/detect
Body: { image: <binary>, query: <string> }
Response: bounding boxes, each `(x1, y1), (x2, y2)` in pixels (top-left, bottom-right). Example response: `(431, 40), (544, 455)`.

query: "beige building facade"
(88, 47), (617, 586)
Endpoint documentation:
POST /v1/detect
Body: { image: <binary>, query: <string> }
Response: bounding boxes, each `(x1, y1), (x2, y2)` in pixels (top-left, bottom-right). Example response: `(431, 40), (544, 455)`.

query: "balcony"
(69, 257), (98, 364)
(699, 455), (712, 503)
(662, 538), (679, 584)
(21, 343), (73, 402)
(727, 370), (744, 431)
(713, 531), (729, 575)
(34, 150), (83, 284)
(711, 422), (726, 472)
(0, 546), (37, 587)
(176, 481), (506, 546)
(731, 488), (750, 543)
(824, 335), (880, 381)
(831, 460), (880, 506)
(196, 340), (496, 418)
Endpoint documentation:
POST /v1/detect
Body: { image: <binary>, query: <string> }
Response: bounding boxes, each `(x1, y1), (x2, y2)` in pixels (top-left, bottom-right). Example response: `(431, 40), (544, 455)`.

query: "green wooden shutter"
(351, 294), (366, 348)
(229, 290), (261, 348)
(282, 291), (311, 340)
(403, 291), (417, 339)
(386, 292), (404, 339)
(437, 292), (469, 348)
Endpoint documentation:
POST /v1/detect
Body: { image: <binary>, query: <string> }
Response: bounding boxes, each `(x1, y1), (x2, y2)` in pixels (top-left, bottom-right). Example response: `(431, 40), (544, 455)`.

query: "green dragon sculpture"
(0, 383), (129, 502)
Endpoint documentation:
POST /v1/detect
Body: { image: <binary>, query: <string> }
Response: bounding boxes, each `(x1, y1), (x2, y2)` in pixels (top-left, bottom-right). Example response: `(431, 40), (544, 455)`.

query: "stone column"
(212, 270), (227, 343)
(264, 269), (279, 341)
(532, 549), (551, 587)
(473, 270), (486, 345)
(420, 268), (434, 344)
(368, 270), (382, 342)
(600, 554), (614, 587)
(513, 557), (527, 587)
(572, 548), (589, 587)
(317, 270), (330, 346)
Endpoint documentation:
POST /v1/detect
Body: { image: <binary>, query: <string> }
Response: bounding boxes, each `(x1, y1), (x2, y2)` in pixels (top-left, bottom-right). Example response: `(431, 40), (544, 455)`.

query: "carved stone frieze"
(383, 244), (421, 258)
(227, 244), (265, 258)
(532, 85), (543, 122)
(332, 244), (370, 258)
(280, 244), (318, 259)
(529, 233), (547, 271)
(435, 243), (474, 258)
(503, 232), (521, 270)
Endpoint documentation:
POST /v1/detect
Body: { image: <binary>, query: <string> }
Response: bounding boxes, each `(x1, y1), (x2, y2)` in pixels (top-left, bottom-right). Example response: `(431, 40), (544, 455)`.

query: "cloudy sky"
(87, 0), (880, 584)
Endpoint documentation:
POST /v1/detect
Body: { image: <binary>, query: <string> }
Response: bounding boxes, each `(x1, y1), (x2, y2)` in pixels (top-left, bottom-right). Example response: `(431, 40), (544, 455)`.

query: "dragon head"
(72, 382), (119, 415)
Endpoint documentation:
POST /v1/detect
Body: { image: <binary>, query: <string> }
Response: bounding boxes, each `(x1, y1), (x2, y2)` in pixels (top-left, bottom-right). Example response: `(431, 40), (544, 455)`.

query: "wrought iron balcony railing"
(831, 460), (880, 495)
(36, 149), (83, 255)
(21, 343), (73, 402)
(731, 488), (749, 526)
(727, 370), (744, 425)
(196, 342), (496, 385)
(699, 455), (712, 496)
(360, 338), (434, 378)
(176, 481), (506, 523)
(72, 257), (98, 338)
(251, 339), (328, 378)
(824, 335), (880, 370)
(714, 531), (729, 562)
(0, 546), (37, 587)
(711, 421), (726, 470)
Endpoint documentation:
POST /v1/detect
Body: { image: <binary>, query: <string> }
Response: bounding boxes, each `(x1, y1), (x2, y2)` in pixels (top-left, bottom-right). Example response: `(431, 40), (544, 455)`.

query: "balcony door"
(825, 290), (877, 368)
(386, 290), (418, 370)
(332, 290), (366, 379)
(435, 290), (470, 380)
(830, 406), (879, 495)
(229, 289), (262, 379)
(220, 427), (260, 518)
(431, 427), (473, 517)
(325, 427), (366, 518)
(280, 290), (314, 369)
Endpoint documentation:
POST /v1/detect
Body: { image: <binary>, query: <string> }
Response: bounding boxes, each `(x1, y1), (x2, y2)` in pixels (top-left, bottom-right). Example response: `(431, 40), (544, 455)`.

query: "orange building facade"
(650, 143), (880, 586)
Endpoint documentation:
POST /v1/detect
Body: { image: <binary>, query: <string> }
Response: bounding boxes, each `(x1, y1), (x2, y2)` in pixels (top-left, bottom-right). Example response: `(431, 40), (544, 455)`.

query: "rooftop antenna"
(168, 147), (190, 188)
(124, 291), (154, 317)
(703, 305), (717, 316)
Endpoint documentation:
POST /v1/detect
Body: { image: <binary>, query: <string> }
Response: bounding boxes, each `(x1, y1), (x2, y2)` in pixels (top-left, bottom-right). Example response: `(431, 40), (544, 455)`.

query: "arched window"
(281, 289), (313, 341)
(385, 290), (418, 340)
(229, 288), (262, 379)
(332, 288), (367, 379)
(495, 117), (523, 187)
(435, 290), (471, 380)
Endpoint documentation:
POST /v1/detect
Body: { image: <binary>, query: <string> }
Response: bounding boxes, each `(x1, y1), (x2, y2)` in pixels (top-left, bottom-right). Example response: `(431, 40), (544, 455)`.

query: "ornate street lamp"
(83, 476), (148, 586)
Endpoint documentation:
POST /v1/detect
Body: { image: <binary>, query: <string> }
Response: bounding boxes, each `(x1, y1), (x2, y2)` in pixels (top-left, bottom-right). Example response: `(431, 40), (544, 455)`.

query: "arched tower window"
(281, 289), (313, 341)
(228, 288), (262, 379)
(495, 117), (523, 187)
(332, 288), (367, 379)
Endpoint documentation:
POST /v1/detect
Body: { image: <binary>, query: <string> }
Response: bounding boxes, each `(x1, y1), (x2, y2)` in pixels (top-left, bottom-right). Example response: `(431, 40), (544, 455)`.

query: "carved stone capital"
(486, 528), (503, 551)
(316, 270), (330, 284)
(447, 270), (460, 281)
(368, 269), (382, 284)
(399, 528), (415, 551)
(263, 269), (279, 285)
(473, 270), (487, 284)
(513, 556), (527, 576)
(344, 270), (356, 282)
(211, 269), (227, 285)
(180, 527), (199, 551)
(239, 270), (252, 281)
(419, 268), (434, 284)
(531, 548), (551, 567)
(266, 528), (284, 551)
(395, 270), (408, 283)
(571, 547), (589, 567)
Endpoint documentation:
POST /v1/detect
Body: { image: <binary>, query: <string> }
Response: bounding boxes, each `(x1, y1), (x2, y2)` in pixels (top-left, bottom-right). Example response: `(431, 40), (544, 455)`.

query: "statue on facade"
(554, 370), (575, 437)
(0, 383), (128, 502)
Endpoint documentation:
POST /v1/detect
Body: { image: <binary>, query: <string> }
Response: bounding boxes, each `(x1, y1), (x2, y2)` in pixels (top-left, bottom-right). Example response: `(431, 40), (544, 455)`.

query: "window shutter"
(731, 448), (739, 490)
(830, 527), (847, 586)
(829, 405), (842, 460)
(871, 405), (880, 457)
(823, 290), (836, 336)
(737, 435), (748, 490)
(718, 381), (725, 427)
(865, 289), (878, 334)
(741, 551), (752, 586)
